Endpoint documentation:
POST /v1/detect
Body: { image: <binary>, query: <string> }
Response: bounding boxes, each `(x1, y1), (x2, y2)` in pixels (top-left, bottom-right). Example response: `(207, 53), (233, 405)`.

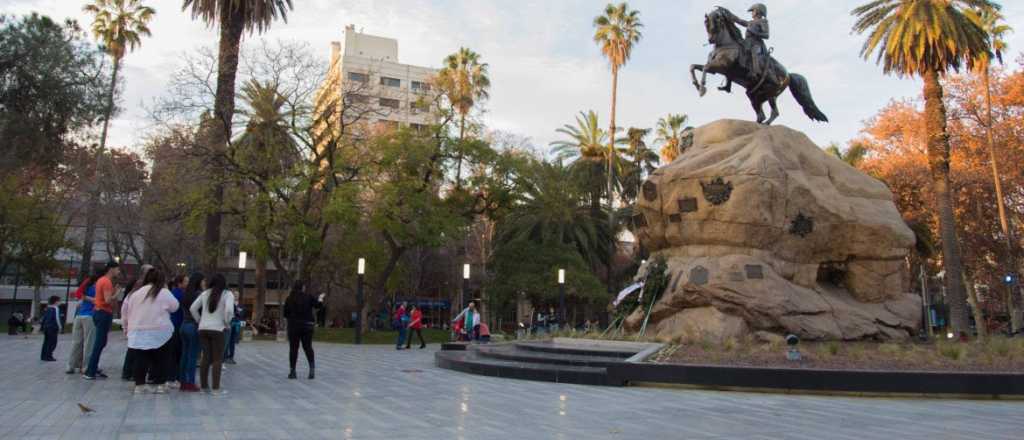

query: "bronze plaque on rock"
(677, 197), (698, 213)
(642, 181), (658, 202)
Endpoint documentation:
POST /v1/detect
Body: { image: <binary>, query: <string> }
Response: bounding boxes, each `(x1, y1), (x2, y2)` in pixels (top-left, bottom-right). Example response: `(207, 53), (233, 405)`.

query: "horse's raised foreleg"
(689, 64), (708, 97)
(718, 78), (732, 93)
(764, 96), (781, 125)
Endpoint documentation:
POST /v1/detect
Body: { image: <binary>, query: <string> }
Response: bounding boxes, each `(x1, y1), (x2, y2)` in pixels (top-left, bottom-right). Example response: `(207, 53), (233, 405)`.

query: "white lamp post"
(237, 252), (247, 300)
(558, 269), (566, 326)
(356, 257), (365, 345)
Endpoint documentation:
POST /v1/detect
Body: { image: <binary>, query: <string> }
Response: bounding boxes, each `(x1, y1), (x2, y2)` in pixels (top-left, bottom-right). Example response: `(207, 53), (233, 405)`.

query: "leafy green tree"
(0, 13), (107, 171)
(550, 110), (625, 214)
(655, 113), (689, 163)
(852, 0), (998, 333)
(181, 0), (294, 272)
(489, 240), (605, 317)
(436, 47), (490, 187)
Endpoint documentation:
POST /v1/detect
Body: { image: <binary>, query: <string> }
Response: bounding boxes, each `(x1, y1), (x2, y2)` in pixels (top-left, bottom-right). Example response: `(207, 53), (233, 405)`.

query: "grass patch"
(307, 328), (451, 345)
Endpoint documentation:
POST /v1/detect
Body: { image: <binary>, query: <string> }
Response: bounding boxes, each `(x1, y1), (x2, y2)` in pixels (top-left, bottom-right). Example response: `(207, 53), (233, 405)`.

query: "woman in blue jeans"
(177, 273), (204, 392)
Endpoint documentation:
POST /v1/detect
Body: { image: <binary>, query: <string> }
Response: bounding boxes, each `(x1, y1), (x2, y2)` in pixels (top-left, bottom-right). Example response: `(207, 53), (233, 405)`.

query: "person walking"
(394, 302), (408, 350)
(84, 261), (121, 380)
(40, 296), (62, 361)
(66, 273), (99, 374)
(121, 264), (154, 381)
(405, 305), (426, 349)
(189, 274), (234, 395)
(165, 275), (187, 388)
(121, 269), (179, 394)
(283, 281), (322, 380)
(177, 273), (204, 392)
(452, 301), (481, 342)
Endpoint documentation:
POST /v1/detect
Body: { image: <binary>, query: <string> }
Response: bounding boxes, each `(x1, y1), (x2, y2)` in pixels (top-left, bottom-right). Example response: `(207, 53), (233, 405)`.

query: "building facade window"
(347, 71), (369, 83)
(377, 120), (400, 130)
(411, 81), (430, 92)
(350, 94), (370, 104)
(380, 76), (401, 87)
(410, 100), (428, 114)
(379, 98), (400, 109)
(410, 123), (426, 132)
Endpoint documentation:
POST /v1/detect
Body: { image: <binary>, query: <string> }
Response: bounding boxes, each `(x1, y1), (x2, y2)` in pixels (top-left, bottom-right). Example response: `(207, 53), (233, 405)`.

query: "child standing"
(40, 296), (62, 361)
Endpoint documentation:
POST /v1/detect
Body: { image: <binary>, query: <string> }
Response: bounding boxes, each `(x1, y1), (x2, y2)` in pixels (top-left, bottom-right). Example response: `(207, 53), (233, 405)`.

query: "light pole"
(558, 269), (566, 328)
(356, 258), (365, 345)
(462, 263), (470, 311)
(238, 252), (247, 302)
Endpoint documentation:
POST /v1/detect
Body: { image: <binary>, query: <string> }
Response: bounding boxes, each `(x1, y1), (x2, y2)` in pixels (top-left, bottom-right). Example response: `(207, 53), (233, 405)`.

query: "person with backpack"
(283, 281), (322, 380)
(189, 274), (234, 394)
(121, 269), (179, 394)
(40, 296), (62, 361)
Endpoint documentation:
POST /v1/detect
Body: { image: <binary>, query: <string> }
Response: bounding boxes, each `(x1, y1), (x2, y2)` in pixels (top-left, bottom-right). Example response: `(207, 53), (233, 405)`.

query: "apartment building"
(316, 25), (438, 136)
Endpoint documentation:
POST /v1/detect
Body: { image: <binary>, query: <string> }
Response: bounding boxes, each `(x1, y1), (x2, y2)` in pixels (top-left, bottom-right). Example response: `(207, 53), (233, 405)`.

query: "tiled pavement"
(1, 334), (1022, 439)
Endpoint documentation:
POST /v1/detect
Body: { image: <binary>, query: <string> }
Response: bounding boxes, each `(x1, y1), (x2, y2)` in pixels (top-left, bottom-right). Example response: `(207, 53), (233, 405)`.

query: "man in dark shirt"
(722, 4), (773, 83)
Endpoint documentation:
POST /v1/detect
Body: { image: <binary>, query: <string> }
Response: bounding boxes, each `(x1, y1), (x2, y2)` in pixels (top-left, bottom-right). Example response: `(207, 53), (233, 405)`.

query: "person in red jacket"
(404, 305), (426, 349)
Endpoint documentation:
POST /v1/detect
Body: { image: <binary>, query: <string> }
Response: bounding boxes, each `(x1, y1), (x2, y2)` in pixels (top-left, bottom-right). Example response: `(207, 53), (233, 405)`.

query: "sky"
(6, 0), (1024, 154)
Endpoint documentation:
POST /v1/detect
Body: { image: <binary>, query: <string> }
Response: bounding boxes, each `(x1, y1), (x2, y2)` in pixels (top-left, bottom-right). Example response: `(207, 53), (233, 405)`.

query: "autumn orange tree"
(857, 64), (1024, 334)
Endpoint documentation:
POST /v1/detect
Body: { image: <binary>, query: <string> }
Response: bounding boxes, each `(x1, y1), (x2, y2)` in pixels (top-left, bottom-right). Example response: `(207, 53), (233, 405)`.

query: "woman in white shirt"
(189, 273), (234, 394)
(121, 269), (179, 394)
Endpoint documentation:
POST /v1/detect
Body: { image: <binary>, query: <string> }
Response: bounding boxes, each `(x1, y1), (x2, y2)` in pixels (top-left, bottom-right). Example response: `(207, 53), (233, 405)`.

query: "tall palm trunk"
(79, 57), (122, 280)
(455, 114), (466, 188)
(982, 66), (1022, 332)
(923, 68), (970, 334)
(606, 66), (618, 295)
(203, 6), (246, 274)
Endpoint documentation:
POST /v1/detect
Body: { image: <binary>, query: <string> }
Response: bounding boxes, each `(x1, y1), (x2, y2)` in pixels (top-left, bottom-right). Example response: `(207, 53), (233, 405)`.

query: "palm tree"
(497, 160), (611, 270)
(824, 141), (868, 167)
(436, 47), (490, 187)
(852, 0), (997, 334)
(968, 7), (1020, 332)
(623, 127), (657, 205)
(182, 0), (293, 273)
(550, 111), (621, 215)
(594, 2), (642, 294)
(655, 113), (689, 163)
(79, 0), (155, 280)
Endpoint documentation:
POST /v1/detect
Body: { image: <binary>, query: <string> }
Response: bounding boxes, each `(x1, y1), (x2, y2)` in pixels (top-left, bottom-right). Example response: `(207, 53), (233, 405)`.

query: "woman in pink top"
(121, 269), (179, 394)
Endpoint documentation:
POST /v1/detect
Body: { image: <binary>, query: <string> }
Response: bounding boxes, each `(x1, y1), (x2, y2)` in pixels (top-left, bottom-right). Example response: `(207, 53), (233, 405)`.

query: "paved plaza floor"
(1, 334), (1022, 439)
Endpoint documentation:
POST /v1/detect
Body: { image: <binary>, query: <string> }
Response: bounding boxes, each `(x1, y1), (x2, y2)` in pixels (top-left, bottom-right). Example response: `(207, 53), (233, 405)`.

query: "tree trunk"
(922, 68), (970, 334)
(254, 254), (267, 324)
(606, 66), (619, 296)
(365, 235), (404, 333)
(79, 57), (122, 281)
(982, 66), (1023, 332)
(203, 6), (245, 274)
(30, 285), (41, 322)
(455, 113), (466, 189)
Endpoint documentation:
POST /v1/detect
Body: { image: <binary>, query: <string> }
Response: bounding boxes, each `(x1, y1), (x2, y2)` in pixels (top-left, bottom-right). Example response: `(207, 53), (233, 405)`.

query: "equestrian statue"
(689, 4), (828, 125)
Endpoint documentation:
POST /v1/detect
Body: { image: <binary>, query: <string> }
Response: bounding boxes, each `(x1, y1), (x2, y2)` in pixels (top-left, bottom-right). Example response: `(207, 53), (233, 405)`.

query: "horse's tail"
(788, 73), (828, 122)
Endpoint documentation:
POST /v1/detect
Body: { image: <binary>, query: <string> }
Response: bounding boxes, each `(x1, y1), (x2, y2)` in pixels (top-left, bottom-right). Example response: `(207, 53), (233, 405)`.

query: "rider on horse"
(720, 4), (776, 88)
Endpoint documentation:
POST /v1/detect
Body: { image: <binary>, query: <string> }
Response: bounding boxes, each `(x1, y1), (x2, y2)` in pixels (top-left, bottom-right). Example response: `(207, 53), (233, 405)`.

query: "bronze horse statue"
(689, 7), (828, 125)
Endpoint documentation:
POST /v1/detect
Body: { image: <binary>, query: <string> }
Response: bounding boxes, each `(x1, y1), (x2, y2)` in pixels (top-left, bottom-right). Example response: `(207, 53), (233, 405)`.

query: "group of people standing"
(59, 261), (241, 394)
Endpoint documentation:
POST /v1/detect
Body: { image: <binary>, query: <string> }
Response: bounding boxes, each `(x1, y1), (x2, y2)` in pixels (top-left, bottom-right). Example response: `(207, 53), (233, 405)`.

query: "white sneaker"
(133, 385), (150, 394)
(154, 385), (167, 394)
(167, 381), (180, 389)
(212, 389), (228, 396)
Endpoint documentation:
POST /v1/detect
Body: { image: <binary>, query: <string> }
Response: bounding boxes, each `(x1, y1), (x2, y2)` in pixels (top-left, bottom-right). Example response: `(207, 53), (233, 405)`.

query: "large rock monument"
(626, 120), (921, 341)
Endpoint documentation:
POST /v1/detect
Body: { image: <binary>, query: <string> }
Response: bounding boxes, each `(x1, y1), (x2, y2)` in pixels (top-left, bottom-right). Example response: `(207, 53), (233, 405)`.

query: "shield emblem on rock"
(700, 177), (733, 205)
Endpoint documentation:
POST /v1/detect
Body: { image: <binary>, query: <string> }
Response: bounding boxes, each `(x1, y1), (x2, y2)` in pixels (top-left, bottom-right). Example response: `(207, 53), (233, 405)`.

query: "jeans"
(41, 327), (58, 360)
(395, 326), (407, 348)
(287, 321), (315, 371)
(178, 322), (199, 385)
(198, 329), (225, 390)
(224, 321), (240, 359)
(67, 315), (95, 371)
(85, 310), (112, 377)
(129, 338), (171, 386)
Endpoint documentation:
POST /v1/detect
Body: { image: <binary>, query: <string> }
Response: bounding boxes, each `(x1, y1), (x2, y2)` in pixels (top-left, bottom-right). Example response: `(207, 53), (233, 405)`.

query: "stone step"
(435, 349), (619, 386)
(475, 345), (627, 368)
(515, 341), (637, 359)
